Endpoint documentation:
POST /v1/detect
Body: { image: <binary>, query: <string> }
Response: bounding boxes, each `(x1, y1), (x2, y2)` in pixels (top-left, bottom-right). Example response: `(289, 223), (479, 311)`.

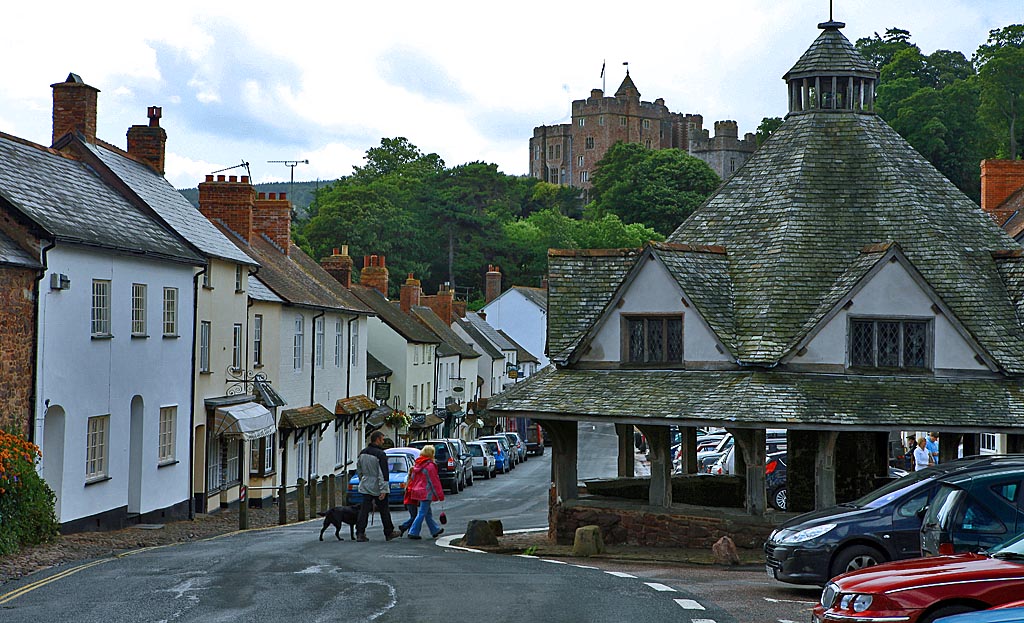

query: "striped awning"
(212, 402), (276, 441)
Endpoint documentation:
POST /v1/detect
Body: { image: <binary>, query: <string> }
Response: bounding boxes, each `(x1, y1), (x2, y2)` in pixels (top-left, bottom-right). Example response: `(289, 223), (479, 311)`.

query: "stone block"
(463, 520), (499, 546)
(487, 519), (504, 536)
(711, 536), (740, 565)
(573, 525), (605, 557)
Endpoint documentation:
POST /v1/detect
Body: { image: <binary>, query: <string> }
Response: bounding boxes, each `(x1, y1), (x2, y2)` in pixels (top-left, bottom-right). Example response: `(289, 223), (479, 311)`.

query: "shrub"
(0, 429), (59, 556)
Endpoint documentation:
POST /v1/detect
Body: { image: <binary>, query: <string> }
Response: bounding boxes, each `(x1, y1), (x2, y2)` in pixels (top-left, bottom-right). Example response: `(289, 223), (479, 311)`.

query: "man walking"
(927, 432), (940, 465)
(355, 430), (398, 542)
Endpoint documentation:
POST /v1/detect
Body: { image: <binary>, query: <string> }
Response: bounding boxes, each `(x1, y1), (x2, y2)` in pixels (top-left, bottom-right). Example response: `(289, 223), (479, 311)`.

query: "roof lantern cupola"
(783, 19), (879, 115)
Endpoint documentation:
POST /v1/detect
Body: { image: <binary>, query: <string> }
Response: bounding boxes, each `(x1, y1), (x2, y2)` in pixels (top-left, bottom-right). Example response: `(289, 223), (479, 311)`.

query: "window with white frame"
(335, 427), (343, 468)
(253, 315), (263, 366)
(293, 315), (304, 370)
(981, 433), (999, 454)
(158, 406), (176, 464)
(296, 434), (306, 481)
(581, 171), (589, 183)
(250, 434), (276, 476)
(849, 318), (930, 370)
(163, 287), (178, 336)
(335, 320), (342, 367)
(308, 431), (319, 478)
(578, 118), (585, 127)
(225, 439), (240, 485)
(85, 415), (109, 480)
(264, 434), (275, 473)
(426, 345), (432, 364)
(199, 321), (211, 372)
(350, 320), (359, 366)
(231, 323), (242, 370)
(235, 265), (244, 292)
(131, 283), (147, 336)
(413, 344), (420, 365)
(412, 384), (419, 411)
(315, 316), (325, 369)
(207, 434), (222, 489)
(91, 280), (111, 336)
(426, 382), (431, 410)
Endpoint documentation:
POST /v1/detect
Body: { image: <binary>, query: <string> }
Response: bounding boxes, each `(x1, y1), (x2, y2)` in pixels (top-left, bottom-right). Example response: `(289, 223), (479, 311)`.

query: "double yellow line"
(0, 558), (112, 605)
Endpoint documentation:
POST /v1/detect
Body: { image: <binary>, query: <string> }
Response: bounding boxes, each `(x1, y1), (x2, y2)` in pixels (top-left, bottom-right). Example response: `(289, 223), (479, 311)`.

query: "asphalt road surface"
(0, 424), (817, 622)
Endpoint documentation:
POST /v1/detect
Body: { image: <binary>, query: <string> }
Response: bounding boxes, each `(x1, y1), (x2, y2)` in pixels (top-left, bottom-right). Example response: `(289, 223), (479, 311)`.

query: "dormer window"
(624, 315), (683, 364)
(849, 318), (930, 370)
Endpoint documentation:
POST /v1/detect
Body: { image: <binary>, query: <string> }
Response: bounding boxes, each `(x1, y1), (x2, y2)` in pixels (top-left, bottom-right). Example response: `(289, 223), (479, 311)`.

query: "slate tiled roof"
(784, 22), (877, 79)
(0, 230), (39, 269)
(410, 305), (480, 359)
(279, 404), (335, 429)
(466, 312), (516, 351)
(486, 366), (1024, 431)
(335, 395), (377, 416)
(350, 285), (439, 343)
(654, 243), (735, 353)
(512, 286), (548, 311)
(85, 143), (255, 265)
(497, 329), (540, 364)
(366, 352), (393, 379)
(668, 111), (1024, 372)
(0, 133), (200, 264)
(454, 316), (504, 360)
(247, 274), (284, 303)
(547, 248), (641, 363)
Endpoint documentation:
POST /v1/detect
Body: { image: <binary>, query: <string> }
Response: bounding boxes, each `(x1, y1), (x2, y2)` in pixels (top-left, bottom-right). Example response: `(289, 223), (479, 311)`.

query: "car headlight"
(852, 594), (873, 612)
(390, 483), (402, 490)
(779, 523), (836, 544)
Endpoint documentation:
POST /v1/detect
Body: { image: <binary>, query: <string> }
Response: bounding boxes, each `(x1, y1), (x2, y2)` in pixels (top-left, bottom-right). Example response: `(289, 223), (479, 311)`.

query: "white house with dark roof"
(480, 284), (549, 368)
(0, 74), (206, 530)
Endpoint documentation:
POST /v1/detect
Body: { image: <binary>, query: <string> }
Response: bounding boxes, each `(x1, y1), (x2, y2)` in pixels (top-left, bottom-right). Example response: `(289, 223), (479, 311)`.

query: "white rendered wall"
(482, 290), (549, 366)
(581, 257), (731, 364)
(797, 259), (987, 371)
(36, 245), (195, 524)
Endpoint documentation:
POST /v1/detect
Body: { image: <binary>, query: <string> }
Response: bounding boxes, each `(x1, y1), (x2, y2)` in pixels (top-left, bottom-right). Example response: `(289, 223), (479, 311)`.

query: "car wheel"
(770, 486), (787, 511)
(920, 605), (978, 623)
(484, 468), (491, 480)
(829, 545), (886, 579)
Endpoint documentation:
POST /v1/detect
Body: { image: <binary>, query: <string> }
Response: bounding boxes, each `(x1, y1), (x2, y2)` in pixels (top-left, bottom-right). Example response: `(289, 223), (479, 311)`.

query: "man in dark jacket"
(355, 430), (398, 542)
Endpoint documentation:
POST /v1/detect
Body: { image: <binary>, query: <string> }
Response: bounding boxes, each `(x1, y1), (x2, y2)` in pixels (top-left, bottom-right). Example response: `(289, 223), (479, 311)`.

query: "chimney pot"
(229, 175), (237, 183)
(217, 175), (226, 182)
(258, 192), (266, 200)
(333, 247), (339, 256)
(241, 176), (249, 183)
(341, 244), (348, 256)
(205, 175), (214, 182)
(280, 192), (287, 200)
(147, 106), (162, 127)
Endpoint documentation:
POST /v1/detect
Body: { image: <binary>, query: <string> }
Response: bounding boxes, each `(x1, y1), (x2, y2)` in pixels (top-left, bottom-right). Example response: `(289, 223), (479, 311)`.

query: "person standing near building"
(355, 430), (398, 542)
(927, 432), (940, 464)
(403, 445), (446, 540)
(904, 434), (917, 471)
(913, 437), (932, 472)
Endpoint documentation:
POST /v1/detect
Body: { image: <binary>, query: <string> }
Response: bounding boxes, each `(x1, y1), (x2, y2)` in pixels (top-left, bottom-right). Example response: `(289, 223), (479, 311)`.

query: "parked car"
(766, 455), (1024, 587)
(524, 421), (546, 456)
(708, 436), (787, 476)
(408, 439), (465, 494)
(921, 465), (1024, 557)
(447, 438), (474, 488)
(347, 450), (414, 506)
(467, 441), (496, 479)
(765, 455), (907, 513)
(480, 435), (516, 469)
(934, 600), (1024, 623)
(503, 432), (527, 463)
(811, 531), (1024, 622)
(699, 430), (787, 473)
(478, 439), (510, 474)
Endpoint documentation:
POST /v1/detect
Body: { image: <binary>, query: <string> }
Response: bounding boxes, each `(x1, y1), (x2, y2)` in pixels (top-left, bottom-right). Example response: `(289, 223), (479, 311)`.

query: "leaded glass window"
(625, 316), (683, 364)
(849, 319), (930, 370)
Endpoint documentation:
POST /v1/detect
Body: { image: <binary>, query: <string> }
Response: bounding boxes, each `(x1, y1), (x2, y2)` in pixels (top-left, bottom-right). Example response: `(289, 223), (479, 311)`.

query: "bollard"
(340, 471), (348, 506)
(296, 478), (306, 521)
(310, 476), (318, 516)
(320, 476), (328, 513)
(278, 485), (288, 525)
(328, 474), (337, 508)
(239, 488), (249, 531)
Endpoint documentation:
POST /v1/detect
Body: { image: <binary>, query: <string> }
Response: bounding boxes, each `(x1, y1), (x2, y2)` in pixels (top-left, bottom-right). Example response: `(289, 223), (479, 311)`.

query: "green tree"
(855, 28), (916, 69)
(755, 117), (784, 146)
(975, 26), (1024, 159)
(351, 137), (444, 182)
(587, 142), (720, 236)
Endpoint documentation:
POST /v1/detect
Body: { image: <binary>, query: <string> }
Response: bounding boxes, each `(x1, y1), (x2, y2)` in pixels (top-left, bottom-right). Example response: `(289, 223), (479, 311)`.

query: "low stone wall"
(550, 496), (776, 549)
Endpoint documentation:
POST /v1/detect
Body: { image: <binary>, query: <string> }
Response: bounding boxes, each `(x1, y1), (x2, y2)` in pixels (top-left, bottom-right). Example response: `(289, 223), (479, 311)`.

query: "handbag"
(439, 507), (448, 525)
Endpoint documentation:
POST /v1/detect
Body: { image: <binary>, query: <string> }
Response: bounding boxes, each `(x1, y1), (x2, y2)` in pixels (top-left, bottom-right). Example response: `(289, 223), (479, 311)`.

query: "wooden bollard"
(340, 470), (348, 506)
(328, 474), (336, 509)
(238, 485), (248, 530)
(310, 476), (318, 516)
(278, 485), (288, 525)
(296, 478), (306, 521)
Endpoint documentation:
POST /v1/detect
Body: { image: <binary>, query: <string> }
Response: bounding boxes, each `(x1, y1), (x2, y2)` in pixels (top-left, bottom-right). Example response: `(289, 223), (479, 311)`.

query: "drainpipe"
(345, 316), (353, 398)
(188, 263), (208, 519)
(30, 239), (56, 445)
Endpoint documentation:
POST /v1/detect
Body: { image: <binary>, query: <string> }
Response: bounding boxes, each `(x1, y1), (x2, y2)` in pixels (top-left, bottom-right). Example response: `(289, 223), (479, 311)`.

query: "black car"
(765, 455), (1024, 587)
(921, 465), (1024, 557)
(408, 439), (467, 495)
(766, 453), (788, 511)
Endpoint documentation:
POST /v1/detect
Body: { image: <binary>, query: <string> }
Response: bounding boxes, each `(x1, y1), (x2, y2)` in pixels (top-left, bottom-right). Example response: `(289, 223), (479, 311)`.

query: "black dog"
(318, 505), (360, 541)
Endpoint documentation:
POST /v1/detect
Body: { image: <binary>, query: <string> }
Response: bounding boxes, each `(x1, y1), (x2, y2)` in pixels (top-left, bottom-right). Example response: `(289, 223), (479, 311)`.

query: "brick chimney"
(485, 264), (502, 304)
(126, 106), (167, 175)
(981, 159), (1024, 224)
(51, 73), (99, 145)
(254, 192), (292, 255)
(421, 282), (455, 325)
(321, 245), (354, 288)
(198, 175), (255, 242)
(452, 299), (467, 320)
(361, 255), (389, 296)
(399, 273), (422, 313)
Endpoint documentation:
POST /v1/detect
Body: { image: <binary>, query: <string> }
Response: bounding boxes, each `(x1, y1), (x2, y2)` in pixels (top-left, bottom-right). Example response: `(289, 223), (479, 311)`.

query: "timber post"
(278, 485), (288, 525)
(730, 427), (767, 516)
(310, 475), (318, 515)
(638, 424), (672, 508)
(328, 474), (337, 508)
(814, 431), (839, 510)
(296, 478), (306, 521)
(615, 423), (635, 477)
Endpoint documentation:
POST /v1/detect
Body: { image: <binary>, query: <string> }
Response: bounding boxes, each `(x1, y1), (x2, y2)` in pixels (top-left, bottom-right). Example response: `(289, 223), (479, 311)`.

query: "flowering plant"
(384, 410), (412, 429)
(0, 429), (39, 496)
(0, 428), (58, 555)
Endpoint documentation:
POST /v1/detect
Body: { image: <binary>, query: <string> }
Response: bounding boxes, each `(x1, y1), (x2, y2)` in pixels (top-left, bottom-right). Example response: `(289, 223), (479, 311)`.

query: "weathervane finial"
(830, 0), (833, 21)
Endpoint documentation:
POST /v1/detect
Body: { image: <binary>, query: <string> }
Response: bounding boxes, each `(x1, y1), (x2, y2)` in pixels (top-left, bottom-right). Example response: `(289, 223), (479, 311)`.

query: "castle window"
(578, 155), (584, 167)
(578, 118), (585, 127)
(581, 171), (589, 183)
(554, 144), (561, 159)
(547, 145), (554, 159)
(549, 168), (559, 183)
(642, 119), (650, 129)
(599, 116), (605, 126)
(645, 139), (652, 148)
(619, 116), (627, 127)
(730, 158), (737, 173)
(585, 137), (594, 149)
(624, 315), (683, 364)
(849, 318), (930, 370)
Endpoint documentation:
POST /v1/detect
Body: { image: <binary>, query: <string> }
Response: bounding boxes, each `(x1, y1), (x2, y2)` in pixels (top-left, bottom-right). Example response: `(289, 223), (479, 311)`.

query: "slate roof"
(366, 352), (393, 379)
(497, 330), (540, 364)
(279, 404), (334, 430)
(784, 22), (877, 79)
(486, 366), (1024, 431)
(465, 312), (517, 351)
(512, 286), (547, 311)
(247, 274), (284, 303)
(0, 133), (200, 264)
(615, 72), (641, 99)
(0, 230), (40, 269)
(84, 142), (255, 265)
(410, 305), (480, 359)
(350, 285), (439, 343)
(454, 316), (504, 360)
(335, 395), (377, 416)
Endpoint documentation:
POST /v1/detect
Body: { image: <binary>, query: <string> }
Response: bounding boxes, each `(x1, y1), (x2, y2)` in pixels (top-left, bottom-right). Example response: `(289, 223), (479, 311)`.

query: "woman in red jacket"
(400, 445), (446, 539)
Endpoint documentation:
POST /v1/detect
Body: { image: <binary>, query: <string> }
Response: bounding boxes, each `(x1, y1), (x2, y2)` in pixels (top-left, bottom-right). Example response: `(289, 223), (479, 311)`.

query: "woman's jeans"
(407, 500), (441, 537)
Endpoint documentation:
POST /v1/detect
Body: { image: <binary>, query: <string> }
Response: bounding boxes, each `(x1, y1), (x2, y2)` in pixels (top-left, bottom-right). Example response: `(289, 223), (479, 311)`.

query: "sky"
(1, 1), (1020, 190)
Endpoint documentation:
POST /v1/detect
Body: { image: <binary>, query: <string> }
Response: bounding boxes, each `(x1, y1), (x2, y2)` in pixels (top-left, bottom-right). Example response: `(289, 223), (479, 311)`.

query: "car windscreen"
(387, 457), (409, 473)
(855, 471), (934, 508)
(469, 445), (484, 457)
(483, 441), (501, 454)
(432, 445), (450, 460)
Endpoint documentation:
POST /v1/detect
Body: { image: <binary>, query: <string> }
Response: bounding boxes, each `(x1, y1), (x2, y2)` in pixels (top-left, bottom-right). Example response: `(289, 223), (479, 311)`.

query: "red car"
(811, 533), (1024, 623)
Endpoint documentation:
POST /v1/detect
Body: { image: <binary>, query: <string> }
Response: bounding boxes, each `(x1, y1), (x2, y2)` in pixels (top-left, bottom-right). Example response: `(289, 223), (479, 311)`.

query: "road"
(0, 424), (818, 622)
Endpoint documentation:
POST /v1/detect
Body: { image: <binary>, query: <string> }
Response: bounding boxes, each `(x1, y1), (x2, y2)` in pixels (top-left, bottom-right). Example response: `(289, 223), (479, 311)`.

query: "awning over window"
(213, 402), (276, 441)
(279, 404), (335, 430)
(335, 394), (377, 416)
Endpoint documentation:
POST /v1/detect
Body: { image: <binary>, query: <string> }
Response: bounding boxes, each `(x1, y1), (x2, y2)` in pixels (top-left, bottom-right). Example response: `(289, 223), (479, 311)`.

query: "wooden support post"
(310, 475), (318, 515)
(278, 485), (288, 525)
(1008, 434), (1024, 454)
(814, 431), (839, 510)
(962, 433), (981, 457)
(615, 423), (635, 477)
(939, 433), (961, 464)
(638, 425), (672, 508)
(328, 474), (337, 509)
(730, 427), (766, 516)
(539, 420), (578, 502)
(296, 478), (306, 521)
(681, 426), (698, 474)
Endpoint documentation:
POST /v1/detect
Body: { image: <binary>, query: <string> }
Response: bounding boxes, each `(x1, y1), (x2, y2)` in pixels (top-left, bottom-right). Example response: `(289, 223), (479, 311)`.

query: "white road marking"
(779, 620), (802, 622)
(644, 582), (676, 592)
(692, 619), (717, 623)
(573, 564), (599, 569)
(674, 598), (706, 610)
(764, 597), (818, 605)
(605, 571), (636, 578)
(541, 559), (568, 564)
(515, 554), (539, 559)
